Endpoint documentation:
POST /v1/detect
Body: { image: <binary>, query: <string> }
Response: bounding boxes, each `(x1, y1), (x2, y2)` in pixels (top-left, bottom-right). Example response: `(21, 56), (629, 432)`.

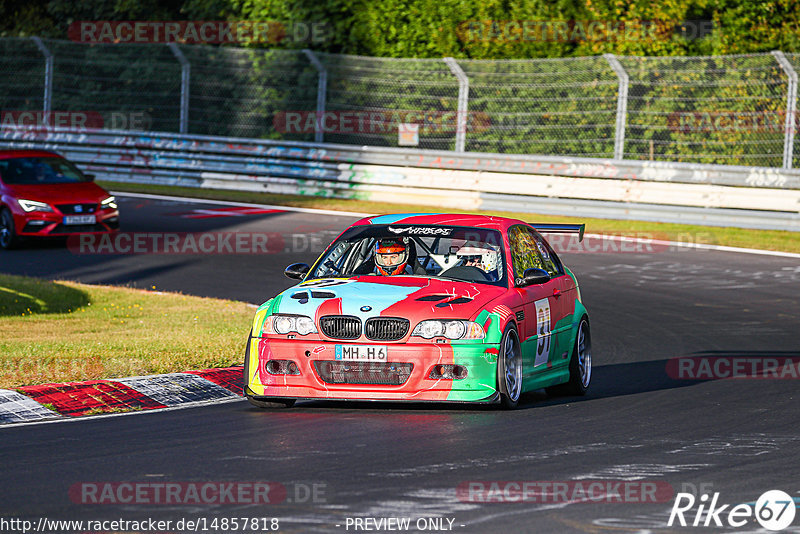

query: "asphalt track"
(1, 193), (799, 533)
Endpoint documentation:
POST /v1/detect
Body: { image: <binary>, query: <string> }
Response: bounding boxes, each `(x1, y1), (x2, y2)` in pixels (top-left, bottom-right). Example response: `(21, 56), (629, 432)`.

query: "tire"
(547, 317), (591, 397)
(0, 209), (20, 250)
(497, 323), (523, 409)
(243, 329), (296, 409)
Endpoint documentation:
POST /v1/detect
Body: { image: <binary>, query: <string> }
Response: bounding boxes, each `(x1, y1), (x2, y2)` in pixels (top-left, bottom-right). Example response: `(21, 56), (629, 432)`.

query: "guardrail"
(0, 126), (798, 231)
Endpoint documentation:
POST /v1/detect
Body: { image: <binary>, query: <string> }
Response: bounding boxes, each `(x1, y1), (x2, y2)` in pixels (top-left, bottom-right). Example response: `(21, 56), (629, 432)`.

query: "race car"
(0, 150), (119, 249)
(244, 214), (591, 409)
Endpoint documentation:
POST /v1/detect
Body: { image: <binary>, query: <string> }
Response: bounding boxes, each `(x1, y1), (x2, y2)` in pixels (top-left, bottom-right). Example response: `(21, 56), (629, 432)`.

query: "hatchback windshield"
(0, 157), (89, 185)
(309, 225), (506, 286)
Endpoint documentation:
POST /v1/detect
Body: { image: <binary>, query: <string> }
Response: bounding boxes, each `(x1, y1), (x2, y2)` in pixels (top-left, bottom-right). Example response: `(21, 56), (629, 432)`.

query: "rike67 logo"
(669, 490), (796, 531)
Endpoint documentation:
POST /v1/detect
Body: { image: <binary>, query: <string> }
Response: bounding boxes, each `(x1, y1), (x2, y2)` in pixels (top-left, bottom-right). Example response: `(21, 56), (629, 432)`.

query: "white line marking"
(114, 191), (370, 218)
(583, 233), (800, 259)
(116, 192), (800, 259)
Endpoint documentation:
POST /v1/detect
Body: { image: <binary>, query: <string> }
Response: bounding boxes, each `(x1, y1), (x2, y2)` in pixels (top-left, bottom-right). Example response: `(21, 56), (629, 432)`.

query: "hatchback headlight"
(264, 314), (317, 335)
(100, 196), (117, 209)
(18, 199), (53, 212)
(412, 320), (485, 340)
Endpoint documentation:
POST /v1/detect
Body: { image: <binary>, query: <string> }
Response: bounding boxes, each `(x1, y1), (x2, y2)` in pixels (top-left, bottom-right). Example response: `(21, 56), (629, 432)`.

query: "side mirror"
(519, 268), (550, 287)
(84, 173), (95, 182)
(284, 263), (310, 280)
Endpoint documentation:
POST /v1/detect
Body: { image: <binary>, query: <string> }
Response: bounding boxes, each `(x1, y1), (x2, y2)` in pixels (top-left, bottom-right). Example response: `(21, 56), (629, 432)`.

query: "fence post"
(31, 37), (53, 114)
(168, 43), (190, 134)
(604, 53), (629, 161)
(444, 57), (469, 153)
(303, 49), (327, 144)
(772, 51), (797, 170)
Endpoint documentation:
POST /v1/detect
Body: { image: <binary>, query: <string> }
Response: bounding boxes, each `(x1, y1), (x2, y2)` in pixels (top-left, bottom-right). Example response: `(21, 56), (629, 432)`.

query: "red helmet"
(375, 238), (408, 275)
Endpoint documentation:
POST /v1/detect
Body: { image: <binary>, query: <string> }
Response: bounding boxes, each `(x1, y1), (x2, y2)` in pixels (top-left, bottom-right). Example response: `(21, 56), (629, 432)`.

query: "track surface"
(1, 194), (799, 533)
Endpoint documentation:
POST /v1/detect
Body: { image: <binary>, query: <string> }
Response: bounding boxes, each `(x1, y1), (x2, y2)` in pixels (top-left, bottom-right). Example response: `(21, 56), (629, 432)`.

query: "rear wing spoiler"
(529, 223), (586, 242)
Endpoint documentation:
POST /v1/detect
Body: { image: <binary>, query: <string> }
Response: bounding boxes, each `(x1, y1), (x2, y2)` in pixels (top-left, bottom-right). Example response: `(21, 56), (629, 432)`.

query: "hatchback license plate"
(63, 215), (96, 225)
(335, 344), (388, 362)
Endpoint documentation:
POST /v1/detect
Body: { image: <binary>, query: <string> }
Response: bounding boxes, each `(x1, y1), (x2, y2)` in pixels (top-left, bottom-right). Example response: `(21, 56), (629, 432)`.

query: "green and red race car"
(245, 213), (591, 409)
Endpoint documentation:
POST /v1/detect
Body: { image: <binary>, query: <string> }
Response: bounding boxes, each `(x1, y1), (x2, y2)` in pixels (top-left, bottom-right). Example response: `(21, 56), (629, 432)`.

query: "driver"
(374, 238), (412, 276)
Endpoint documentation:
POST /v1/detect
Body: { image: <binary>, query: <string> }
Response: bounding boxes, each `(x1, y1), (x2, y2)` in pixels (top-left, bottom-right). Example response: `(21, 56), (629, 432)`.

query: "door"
(507, 225), (566, 376)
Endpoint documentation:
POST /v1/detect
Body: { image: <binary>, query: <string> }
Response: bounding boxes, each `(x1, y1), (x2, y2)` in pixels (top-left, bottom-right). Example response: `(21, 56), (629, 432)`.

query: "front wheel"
(547, 317), (591, 396)
(0, 209), (20, 250)
(497, 323), (523, 409)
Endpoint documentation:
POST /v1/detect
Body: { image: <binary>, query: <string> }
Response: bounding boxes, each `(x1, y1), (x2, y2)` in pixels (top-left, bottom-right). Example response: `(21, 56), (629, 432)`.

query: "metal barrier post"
(30, 37), (53, 114)
(444, 57), (469, 153)
(772, 51), (797, 170)
(168, 43), (190, 134)
(303, 49), (327, 144)
(604, 54), (629, 161)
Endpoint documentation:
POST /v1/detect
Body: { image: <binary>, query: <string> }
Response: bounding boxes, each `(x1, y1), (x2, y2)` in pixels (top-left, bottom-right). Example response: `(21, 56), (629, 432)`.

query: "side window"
(508, 225), (545, 279)
(508, 225), (563, 280)
(531, 231), (563, 277)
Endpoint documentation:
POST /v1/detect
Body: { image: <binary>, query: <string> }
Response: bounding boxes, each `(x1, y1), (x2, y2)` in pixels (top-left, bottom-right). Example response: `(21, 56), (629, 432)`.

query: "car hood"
(6, 182), (111, 204)
(271, 276), (508, 323)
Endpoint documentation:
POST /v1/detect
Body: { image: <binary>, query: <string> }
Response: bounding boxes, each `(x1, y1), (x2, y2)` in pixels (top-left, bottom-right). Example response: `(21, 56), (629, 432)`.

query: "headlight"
(295, 316), (316, 335)
(274, 316), (293, 334)
(264, 314), (318, 336)
(444, 320), (466, 339)
(100, 196), (117, 209)
(18, 199), (53, 212)
(412, 320), (485, 340)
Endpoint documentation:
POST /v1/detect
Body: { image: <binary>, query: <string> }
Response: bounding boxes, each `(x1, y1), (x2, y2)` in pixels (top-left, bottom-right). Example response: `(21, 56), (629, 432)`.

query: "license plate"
(63, 215), (96, 225)
(335, 344), (388, 362)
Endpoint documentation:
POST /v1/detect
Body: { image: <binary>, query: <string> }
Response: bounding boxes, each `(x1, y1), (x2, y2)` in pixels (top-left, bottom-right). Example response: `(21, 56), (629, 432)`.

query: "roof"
(353, 213), (527, 230)
(0, 149), (63, 160)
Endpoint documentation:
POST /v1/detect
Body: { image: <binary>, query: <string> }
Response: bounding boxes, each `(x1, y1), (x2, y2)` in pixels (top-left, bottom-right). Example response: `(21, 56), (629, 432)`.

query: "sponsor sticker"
(388, 227), (453, 236)
(534, 298), (551, 367)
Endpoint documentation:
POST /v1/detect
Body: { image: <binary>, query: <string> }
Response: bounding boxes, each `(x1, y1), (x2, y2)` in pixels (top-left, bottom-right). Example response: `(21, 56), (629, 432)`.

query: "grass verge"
(0, 274), (253, 389)
(101, 181), (800, 254)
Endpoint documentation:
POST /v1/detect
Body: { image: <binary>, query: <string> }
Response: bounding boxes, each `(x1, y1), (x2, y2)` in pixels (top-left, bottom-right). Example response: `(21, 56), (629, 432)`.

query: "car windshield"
(309, 225), (506, 286)
(0, 157), (89, 184)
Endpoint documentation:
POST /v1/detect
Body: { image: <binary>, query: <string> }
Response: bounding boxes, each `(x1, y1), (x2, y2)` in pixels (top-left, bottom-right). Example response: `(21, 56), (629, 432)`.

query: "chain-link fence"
(0, 37), (798, 168)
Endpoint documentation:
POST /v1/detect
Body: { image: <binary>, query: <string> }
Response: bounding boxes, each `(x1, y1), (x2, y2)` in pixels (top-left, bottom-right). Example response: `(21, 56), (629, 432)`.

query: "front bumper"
(15, 210), (119, 236)
(247, 337), (501, 403)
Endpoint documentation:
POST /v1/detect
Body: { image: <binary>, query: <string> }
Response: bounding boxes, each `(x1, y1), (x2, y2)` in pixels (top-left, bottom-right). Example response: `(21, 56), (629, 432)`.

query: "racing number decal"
(534, 298), (551, 367)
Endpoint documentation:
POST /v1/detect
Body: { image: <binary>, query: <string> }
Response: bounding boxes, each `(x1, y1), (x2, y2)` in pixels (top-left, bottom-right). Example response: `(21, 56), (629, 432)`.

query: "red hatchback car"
(0, 150), (119, 249)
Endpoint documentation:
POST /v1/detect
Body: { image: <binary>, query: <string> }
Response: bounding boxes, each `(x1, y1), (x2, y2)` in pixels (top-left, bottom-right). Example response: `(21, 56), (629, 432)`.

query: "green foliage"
(0, 0), (796, 165)
(3, 0), (800, 57)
